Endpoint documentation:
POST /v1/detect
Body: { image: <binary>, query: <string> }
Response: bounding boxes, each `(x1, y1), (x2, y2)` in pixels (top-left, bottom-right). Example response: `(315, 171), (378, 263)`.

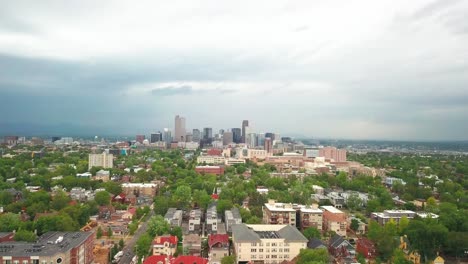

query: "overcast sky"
(1, 0), (468, 140)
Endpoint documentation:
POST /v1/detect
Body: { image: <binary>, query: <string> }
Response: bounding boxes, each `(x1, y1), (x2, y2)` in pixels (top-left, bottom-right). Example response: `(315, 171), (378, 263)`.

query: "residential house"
(225, 208), (242, 233)
(206, 203), (218, 234)
(152, 235), (178, 256)
(328, 235), (355, 259)
(189, 209), (202, 233)
(183, 234), (202, 256)
(208, 234), (229, 264)
(164, 208), (183, 227)
(307, 238), (327, 249)
(356, 238), (377, 260)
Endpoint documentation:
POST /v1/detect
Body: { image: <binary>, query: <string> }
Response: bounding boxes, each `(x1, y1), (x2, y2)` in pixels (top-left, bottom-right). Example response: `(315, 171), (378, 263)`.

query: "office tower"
(185, 133), (193, 142)
(51, 136), (61, 142)
(163, 128), (172, 145)
(219, 129), (225, 135)
(265, 132), (275, 141)
(89, 152), (113, 170)
(247, 133), (257, 148)
(223, 131), (233, 145)
(203, 128), (213, 140)
(136, 135), (145, 144)
(232, 128), (241, 143)
(192, 129), (201, 142)
(264, 137), (272, 153)
(174, 115), (186, 142)
(150, 132), (163, 143)
(257, 133), (265, 147)
(241, 120), (249, 143)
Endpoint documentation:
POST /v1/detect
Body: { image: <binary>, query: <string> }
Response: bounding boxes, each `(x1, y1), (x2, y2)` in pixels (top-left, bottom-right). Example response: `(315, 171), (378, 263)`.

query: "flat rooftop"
(0, 232), (92, 257)
(264, 203), (295, 212)
(320, 206), (343, 214)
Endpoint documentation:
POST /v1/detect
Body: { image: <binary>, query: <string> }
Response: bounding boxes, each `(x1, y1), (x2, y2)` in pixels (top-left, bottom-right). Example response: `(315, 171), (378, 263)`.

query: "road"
(119, 210), (154, 264)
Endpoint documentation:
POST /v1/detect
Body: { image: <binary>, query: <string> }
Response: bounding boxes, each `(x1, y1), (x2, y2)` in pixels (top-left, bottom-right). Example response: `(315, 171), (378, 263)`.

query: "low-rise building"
(0, 231), (94, 264)
(197, 155), (225, 165)
(298, 206), (323, 231)
(195, 165), (224, 175)
(189, 209), (202, 233)
(164, 208), (183, 227)
(208, 234), (229, 264)
(370, 210), (438, 225)
(232, 224), (308, 264)
(262, 200), (296, 227)
(225, 208), (242, 233)
(152, 235), (178, 256)
(206, 203), (218, 234)
(328, 235), (355, 258)
(95, 170), (110, 182)
(321, 206), (347, 237)
(326, 192), (345, 208)
(121, 183), (158, 196)
(183, 234), (202, 256)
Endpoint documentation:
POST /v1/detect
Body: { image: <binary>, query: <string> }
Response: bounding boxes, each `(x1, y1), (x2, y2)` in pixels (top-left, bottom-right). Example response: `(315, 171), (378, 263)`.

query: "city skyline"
(1, 1), (468, 141)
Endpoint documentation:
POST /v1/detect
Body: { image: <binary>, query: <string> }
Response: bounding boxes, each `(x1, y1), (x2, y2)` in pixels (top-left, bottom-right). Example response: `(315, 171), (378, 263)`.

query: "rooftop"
(320, 206), (344, 214)
(0, 232), (92, 257)
(232, 224), (307, 243)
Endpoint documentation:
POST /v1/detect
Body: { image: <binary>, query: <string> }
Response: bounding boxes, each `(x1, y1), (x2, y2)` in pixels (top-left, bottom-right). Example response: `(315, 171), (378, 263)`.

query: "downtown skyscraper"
(174, 115), (186, 142)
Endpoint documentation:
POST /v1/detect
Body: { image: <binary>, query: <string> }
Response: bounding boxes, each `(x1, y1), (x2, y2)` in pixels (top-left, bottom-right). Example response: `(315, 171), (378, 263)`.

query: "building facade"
(174, 115), (186, 142)
(88, 152), (113, 170)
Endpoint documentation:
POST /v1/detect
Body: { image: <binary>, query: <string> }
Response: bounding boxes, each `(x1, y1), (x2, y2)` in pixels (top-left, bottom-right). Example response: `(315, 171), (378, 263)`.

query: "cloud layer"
(1, 0), (468, 140)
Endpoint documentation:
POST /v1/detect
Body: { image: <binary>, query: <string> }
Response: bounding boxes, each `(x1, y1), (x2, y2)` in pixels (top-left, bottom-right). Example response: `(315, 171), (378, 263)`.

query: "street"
(119, 210), (154, 264)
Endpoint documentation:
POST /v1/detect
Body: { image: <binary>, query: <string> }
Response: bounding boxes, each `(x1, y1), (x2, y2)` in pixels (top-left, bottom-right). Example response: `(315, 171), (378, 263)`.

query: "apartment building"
(232, 224), (307, 264)
(197, 155), (226, 165)
(321, 206), (347, 236)
(208, 234), (229, 264)
(298, 206), (323, 231)
(370, 210), (438, 225)
(121, 183), (158, 196)
(88, 152), (113, 170)
(262, 200), (296, 227)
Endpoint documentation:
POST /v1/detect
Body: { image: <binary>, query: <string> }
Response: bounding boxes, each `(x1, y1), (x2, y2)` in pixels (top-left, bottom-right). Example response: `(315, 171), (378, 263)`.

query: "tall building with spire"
(174, 115), (186, 142)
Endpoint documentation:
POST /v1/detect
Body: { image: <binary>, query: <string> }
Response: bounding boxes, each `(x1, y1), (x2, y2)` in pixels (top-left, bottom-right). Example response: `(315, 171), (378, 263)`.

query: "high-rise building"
(203, 128), (213, 140)
(219, 129), (225, 136)
(232, 128), (241, 143)
(264, 137), (272, 153)
(136, 135), (145, 144)
(247, 133), (257, 148)
(192, 129), (201, 142)
(150, 132), (163, 143)
(174, 115), (186, 142)
(88, 152), (113, 170)
(241, 120), (249, 143)
(163, 128), (172, 145)
(257, 133), (265, 147)
(265, 132), (275, 141)
(222, 131), (233, 146)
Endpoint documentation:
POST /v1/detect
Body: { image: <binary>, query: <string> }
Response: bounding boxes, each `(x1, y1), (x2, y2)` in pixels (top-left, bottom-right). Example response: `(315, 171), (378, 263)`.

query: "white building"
(232, 224), (308, 264)
(225, 208), (242, 233)
(197, 155), (226, 165)
(88, 152), (113, 170)
(206, 203), (218, 233)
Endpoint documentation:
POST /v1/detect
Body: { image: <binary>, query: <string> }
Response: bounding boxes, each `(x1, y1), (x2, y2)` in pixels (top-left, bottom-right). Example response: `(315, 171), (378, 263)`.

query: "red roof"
(144, 255), (208, 264)
(211, 193), (219, 200)
(207, 149), (222, 156)
(172, 256), (208, 264)
(143, 255), (167, 264)
(208, 234), (229, 248)
(153, 235), (178, 246)
(127, 207), (137, 215)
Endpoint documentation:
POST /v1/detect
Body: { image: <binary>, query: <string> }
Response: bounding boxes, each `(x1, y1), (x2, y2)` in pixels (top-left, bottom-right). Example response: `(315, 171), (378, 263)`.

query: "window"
(284, 255), (289, 259)
(271, 255), (278, 259)
(271, 243), (277, 246)
(284, 248), (289, 252)
(271, 248), (277, 252)
(279, 248), (283, 252)
(251, 255), (257, 259)
(251, 243), (257, 246)
(266, 243), (270, 246)
(13, 261), (19, 264)
(266, 248), (270, 253)
(259, 249), (264, 252)
(251, 249), (257, 252)
(23, 261), (29, 264)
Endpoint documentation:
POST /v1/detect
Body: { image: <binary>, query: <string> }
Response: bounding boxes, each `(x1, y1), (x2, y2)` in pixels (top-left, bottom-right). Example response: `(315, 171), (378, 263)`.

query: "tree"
(406, 219), (448, 261)
(95, 191), (111, 206)
(192, 189), (212, 210)
(96, 226), (103, 239)
(107, 226), (113, 238)
(246, 216), (262, 224)
(135, 233), (152, 259)
(426, 197), (438, 213)
(398, 216), (409, 235)
(392, 249), (413, 264)
(173, 185), (191, 209)
(216, 199), (233, 214)
(104, 181), (123, 195)
(303, 227), (321, 240)
(148, 215), (170, 237)
(51, 190), (71, 211)
(0, 190), (13, 205)
(296, 248), (329, 264)
(169, 226), (183, 242)
(119, 239), (125, 250)
(347, 193), (363, 212)
(14, 229), (37, 242)
(221, 255), (236, 264)
(350, 219), (360, 232)
(0, 213), (22, 232)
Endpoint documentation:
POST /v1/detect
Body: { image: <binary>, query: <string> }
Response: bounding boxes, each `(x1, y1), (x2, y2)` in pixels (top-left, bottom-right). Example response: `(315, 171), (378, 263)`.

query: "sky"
(1, 0), (468, 140)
